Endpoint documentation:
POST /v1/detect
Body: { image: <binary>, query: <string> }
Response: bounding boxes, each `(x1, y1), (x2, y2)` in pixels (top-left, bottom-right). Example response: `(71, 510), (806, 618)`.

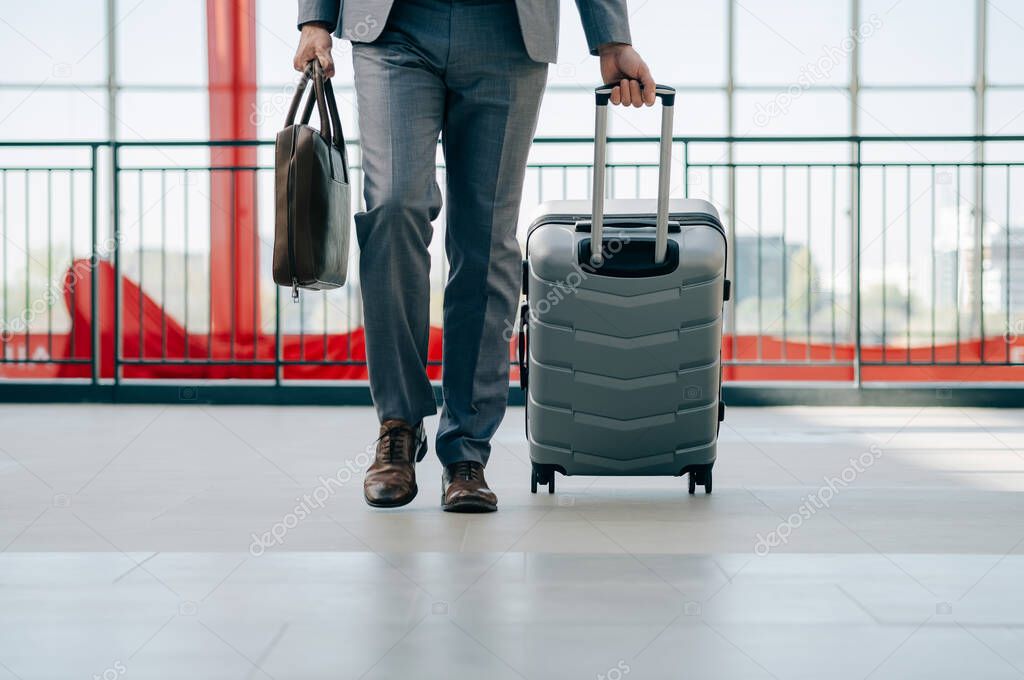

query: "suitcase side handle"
(590, 84), (675, 267)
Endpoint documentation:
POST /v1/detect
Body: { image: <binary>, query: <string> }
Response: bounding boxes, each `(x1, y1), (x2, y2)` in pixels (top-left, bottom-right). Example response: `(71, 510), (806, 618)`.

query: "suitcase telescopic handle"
(590, 83), (676, 266)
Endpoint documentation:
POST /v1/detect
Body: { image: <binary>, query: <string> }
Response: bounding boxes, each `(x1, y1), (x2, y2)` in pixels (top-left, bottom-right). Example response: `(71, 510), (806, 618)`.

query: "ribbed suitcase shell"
(524, 198), (727, 476)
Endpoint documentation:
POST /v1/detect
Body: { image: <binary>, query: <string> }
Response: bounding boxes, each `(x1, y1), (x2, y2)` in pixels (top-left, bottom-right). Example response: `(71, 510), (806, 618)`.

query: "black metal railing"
(1, 136), (1023, 397)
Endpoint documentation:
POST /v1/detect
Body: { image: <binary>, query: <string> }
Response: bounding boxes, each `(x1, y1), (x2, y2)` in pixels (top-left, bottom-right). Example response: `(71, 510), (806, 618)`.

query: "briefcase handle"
(284, 61), (350, 182)
(590, 83), (675, 266)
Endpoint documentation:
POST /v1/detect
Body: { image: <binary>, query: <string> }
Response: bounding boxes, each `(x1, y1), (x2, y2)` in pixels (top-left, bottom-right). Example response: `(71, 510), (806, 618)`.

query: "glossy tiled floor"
(2, 404), (1024, 679)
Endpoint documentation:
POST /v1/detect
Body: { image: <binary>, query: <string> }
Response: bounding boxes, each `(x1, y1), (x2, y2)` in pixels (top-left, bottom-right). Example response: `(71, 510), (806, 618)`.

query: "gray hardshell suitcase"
(520, 84), (729, 495)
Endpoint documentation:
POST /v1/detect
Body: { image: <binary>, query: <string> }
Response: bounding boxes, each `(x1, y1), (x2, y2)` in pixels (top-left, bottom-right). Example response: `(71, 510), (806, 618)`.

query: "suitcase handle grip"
(594, 83), (676, 107)
(590, 84), (675, 267)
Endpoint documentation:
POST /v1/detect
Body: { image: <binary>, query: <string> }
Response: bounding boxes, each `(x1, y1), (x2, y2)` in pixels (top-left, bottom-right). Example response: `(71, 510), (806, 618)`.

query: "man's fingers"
(293, 49), (318, 73)
(639, 63), (657, 106)
(628, 79), (642, 108)
(619, 78), (631, 106)
(316, 49), (335, 78)
(610, 85), (622, 105)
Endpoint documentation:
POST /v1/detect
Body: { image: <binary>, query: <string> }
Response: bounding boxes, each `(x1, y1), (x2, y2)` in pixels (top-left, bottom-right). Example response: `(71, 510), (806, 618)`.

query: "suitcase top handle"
(594, 83), (676, 107)
(590, 83), (675, 268)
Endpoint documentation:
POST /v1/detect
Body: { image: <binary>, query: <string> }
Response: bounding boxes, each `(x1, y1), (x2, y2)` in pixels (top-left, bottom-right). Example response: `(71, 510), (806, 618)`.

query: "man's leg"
(351, 10), (449, 507)
(435, 2), (548, 469)
(351, 40), (445, 427)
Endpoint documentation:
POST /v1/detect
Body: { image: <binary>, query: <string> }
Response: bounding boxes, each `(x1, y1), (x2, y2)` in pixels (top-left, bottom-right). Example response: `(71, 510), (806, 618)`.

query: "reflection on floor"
(2, 404), (1024, 679)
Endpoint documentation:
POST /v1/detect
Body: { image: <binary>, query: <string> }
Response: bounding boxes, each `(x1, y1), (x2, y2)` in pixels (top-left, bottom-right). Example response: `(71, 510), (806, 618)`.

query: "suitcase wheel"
(688, 466), (712, 495)
(531, 463), (555, 495)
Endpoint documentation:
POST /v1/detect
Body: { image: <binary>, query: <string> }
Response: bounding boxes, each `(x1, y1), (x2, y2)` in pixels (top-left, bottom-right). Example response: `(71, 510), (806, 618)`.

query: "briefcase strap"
(285, 61), (351, 183)
(285, 63), (329, 140)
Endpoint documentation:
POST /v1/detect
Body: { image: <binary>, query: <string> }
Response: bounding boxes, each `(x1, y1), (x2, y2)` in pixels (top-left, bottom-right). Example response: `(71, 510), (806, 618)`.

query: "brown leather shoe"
(441, 461), (498, 513)
(363, 420), (427, 508)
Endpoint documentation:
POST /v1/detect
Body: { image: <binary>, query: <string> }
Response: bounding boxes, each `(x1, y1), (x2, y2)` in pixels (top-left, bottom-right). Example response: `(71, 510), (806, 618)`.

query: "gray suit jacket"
(297, 0), (631, 63)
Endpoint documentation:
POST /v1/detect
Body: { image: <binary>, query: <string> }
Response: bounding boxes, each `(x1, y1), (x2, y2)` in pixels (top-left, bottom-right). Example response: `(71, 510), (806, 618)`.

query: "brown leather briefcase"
(273, 60), (351, 299)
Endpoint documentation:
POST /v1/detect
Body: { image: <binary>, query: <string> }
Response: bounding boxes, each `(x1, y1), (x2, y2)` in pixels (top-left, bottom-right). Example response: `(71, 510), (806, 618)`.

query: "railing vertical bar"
(112, 143), (122, 384)
(208, 171), (214, 361)
(978, 163), (986, 364)
(137, 170), (144, 360)
(1, 170), (7, 363)
(881, 164), (888, 365)
(251, 168), (259, 361)
(90, 146), (99, 384)
(728, 160), (737, 366)
(931, 165), (937, 364)
(47, 169), (53, 357)
(346, 225), (352, 362)
(781, 166), (788, 361)
(830, 164), (837, 361)
(24, 171), (30, 360)
(230, 171), (237, 362)
(160, 169), (167, 360)
(1006, 164), (1012, 364)
(905, 165), (911, 364)
(299, 288), (306, 360)
(348, 163), (360, 363)
(806, 165), (812, 361)
(298, 146), (307, 371)
(709, 166), (715, 212)
(69, 168), (77, 359)
(183, 169), (190, 360)
(682, 141), (689, 199)
(955, 164), (962, 364)
(852, 140), (862, 387)
(757, 165), (763, 361)
(322, 292), (328, 363)
(274, 285), (282, 385)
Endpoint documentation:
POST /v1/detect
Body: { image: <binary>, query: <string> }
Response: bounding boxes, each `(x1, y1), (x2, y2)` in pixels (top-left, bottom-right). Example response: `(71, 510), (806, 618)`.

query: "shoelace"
(451, 461), (482, 482)
(377, 426), (413, 464)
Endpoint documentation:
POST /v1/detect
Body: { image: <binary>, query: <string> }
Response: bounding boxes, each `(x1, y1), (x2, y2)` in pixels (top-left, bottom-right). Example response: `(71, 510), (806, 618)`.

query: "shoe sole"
(441, 497), (497, 513)
(365, 485), (418, 508)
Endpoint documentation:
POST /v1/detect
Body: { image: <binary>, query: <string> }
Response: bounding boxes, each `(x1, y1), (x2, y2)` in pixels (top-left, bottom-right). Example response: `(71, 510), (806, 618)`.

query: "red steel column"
(206, 0), (259, 345)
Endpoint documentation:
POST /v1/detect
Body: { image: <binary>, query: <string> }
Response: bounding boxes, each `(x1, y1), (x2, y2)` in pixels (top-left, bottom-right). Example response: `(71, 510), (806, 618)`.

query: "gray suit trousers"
(352, 0), (546, 465)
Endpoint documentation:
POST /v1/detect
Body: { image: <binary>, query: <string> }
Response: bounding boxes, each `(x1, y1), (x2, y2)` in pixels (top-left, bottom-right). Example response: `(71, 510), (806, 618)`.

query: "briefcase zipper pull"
(291, 278), (300, 303)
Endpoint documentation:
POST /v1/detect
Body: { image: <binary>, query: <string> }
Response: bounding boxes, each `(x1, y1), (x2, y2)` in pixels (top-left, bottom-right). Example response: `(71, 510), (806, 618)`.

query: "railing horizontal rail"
(3, 134), (1024, 147)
